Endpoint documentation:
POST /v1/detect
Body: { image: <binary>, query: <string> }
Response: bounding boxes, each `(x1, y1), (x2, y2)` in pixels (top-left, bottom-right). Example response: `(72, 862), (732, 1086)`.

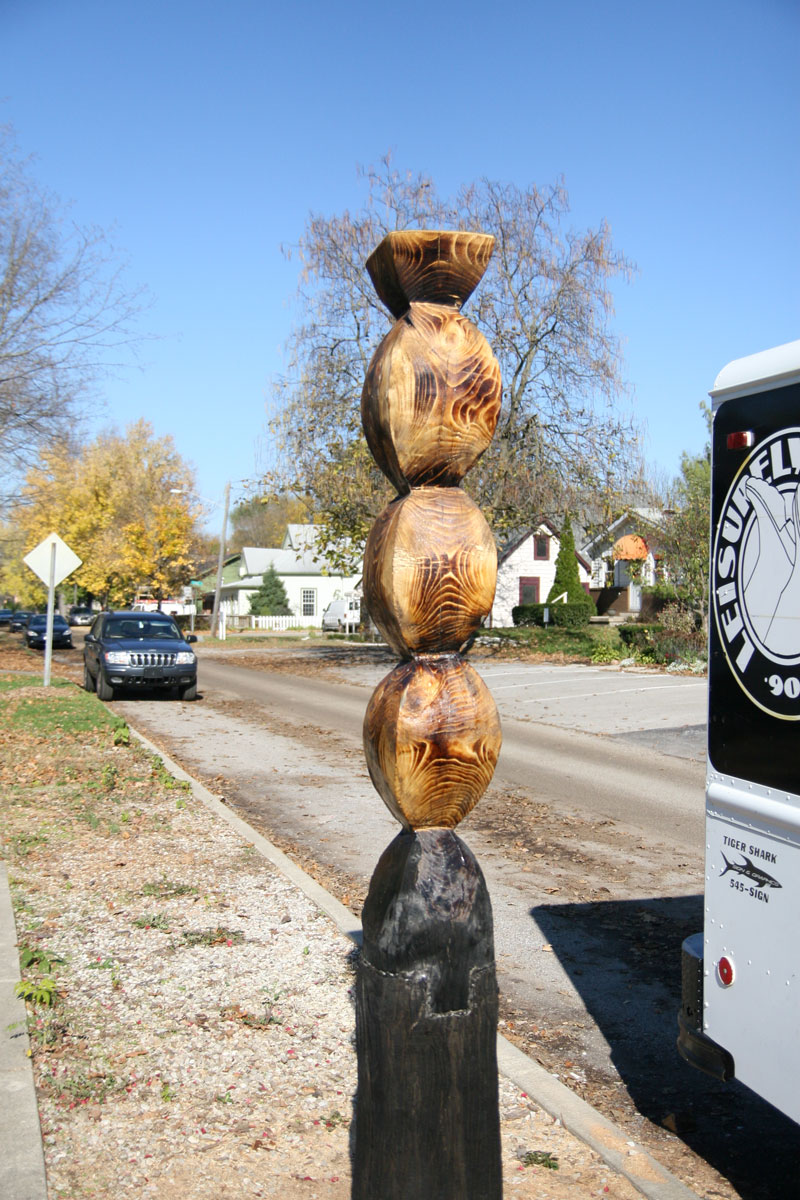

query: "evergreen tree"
(546, 517), (594, 610)
(249, 564), (292, 616)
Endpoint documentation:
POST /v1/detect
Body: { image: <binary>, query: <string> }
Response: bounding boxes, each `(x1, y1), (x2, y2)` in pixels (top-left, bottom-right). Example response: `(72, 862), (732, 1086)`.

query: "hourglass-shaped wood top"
(366, 230), (495, 317)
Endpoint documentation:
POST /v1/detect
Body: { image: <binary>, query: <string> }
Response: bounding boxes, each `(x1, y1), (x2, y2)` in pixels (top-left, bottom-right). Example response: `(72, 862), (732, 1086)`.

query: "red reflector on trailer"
(727, 431), (754, 450)
(718, 956), (735, 987)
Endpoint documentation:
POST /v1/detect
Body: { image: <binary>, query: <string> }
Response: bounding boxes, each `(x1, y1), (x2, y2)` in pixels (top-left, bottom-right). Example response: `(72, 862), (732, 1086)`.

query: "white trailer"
(678, 338), (800, 1123)
(131, 598), (196, 616)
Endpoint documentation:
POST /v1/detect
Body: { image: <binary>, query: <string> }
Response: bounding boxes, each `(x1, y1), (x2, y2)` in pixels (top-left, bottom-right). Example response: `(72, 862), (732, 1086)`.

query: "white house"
(214, 525), (361, 627)
(580, 508), (664, 588)
(490, 523), (592, 627)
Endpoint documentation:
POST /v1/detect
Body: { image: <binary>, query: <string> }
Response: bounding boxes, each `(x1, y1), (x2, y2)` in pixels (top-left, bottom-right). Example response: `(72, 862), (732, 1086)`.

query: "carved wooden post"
(354, 230), (503, 1200)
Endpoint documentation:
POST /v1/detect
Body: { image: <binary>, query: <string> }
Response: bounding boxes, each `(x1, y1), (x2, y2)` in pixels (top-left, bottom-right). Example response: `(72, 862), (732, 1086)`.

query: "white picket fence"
(249, 615), (303, 632)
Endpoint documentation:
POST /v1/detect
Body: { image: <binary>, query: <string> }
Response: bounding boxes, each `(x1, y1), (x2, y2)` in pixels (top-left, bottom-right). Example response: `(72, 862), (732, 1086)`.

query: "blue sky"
(3, 0), (798, 527)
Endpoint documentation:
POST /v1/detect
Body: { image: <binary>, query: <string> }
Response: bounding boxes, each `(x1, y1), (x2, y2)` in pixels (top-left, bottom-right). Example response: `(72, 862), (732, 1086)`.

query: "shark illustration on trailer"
(719, 853), (782, 890)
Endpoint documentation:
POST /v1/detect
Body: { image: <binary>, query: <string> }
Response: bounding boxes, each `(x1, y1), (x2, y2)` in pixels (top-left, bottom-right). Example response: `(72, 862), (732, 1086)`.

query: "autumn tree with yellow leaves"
(2, 420), (203, 607)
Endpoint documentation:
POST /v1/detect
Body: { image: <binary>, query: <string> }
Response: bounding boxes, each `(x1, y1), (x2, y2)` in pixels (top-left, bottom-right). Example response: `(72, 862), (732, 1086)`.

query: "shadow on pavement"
(533, 895), (800, 1200)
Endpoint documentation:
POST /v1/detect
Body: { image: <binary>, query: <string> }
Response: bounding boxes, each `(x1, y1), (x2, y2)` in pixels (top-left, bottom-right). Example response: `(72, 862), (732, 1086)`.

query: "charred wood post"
(353, 230), (504, 1200)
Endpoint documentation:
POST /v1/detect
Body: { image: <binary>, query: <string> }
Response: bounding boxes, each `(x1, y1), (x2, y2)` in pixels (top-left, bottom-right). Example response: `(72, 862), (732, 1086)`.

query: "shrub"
(512, 601), (593, 629)
(249, 565), (292, 617)
(547, 516), (593, 608)
(659, 601), (699, 634)
(550, 602), (593, 629)
(619, 620), (706, 665)
(618, 623), (662, 654)
(512, 603), (546, 627)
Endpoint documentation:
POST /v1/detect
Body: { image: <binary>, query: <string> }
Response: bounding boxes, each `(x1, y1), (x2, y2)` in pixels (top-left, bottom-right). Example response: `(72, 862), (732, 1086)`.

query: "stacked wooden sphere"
(361, 229), (503, 832)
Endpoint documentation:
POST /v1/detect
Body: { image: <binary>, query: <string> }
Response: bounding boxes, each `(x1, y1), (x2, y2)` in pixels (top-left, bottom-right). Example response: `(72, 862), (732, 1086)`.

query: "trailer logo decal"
(713, 427), (800, 719)
(720, 852), (782, 891)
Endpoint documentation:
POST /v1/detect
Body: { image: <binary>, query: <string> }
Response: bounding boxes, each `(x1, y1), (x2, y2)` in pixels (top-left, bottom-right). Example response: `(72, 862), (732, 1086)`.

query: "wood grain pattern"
(354, 229), (503, 1199)
(363, 487), (497, 658)
(363, 655), (501, 830)
(361, 301), (501, 491)
(366, 230), (495, 318)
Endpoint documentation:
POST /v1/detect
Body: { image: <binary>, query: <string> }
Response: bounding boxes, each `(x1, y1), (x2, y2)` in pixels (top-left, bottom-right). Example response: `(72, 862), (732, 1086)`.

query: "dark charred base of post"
(352, 829), (502, 1200)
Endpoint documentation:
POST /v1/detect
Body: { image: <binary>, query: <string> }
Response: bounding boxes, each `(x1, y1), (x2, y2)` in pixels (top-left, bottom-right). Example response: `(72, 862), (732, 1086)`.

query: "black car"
(0, 609), (13, 625)
(24, 613), (73, 649)
(83, 611), (198, 701)
(10, 610), (35, 632)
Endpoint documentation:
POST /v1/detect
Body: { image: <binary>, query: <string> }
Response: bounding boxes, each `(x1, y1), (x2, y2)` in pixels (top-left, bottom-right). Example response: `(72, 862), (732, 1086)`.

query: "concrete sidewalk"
(1, 727), (700, 1200)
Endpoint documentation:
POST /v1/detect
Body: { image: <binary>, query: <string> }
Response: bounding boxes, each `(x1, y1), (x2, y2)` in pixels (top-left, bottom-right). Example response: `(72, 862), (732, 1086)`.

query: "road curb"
(0, 863), (49, 1200)
(131, 725), (702, 1200)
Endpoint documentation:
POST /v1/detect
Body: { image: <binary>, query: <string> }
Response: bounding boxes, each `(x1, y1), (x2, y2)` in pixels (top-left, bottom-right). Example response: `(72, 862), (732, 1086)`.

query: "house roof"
(582, 508), (665, 556)
(498, 522), (591, 572)
(498, 520), (559, 564)
(240, 546), (329, 577)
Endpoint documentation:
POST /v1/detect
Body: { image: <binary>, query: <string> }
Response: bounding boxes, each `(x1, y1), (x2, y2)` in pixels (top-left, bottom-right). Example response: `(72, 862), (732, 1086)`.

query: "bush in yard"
(512, 601), (595, 629)
(512, 603), (546, 627)
(618, 624), (663, 656)
(248, 564), (292, 616)
(619, 616), (707, 665)
(544, 515), (595, 627)
(550, 603), (595, 629)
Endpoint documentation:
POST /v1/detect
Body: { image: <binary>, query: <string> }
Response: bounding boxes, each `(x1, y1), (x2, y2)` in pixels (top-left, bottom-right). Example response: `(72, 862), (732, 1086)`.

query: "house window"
(534, 536), (549, 560)
(301, 589), (316, 617)
(519, 577), (539, 605)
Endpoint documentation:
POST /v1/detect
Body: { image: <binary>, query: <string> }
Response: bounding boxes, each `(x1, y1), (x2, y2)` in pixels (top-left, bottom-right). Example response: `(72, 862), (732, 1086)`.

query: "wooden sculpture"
(353, 230), (503, 1200)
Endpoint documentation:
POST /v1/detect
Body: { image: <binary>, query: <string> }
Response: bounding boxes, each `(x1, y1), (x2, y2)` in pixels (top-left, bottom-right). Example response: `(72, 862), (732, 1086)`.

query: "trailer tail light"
(727, 430), (753, 450)
(717, 956), (735, 987)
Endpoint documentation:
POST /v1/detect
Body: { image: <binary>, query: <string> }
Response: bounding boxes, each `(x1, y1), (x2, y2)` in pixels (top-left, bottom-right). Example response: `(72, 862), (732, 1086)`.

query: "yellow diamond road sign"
(24, 532), (82, 587)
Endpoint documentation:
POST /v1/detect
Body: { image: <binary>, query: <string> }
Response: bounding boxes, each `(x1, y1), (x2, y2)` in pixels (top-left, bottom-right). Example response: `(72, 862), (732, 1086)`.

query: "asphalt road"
(196, 653), (708, 847)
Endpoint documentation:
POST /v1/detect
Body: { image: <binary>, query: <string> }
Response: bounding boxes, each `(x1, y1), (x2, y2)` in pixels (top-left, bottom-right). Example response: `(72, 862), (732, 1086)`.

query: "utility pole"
(210, 481), (231, 639)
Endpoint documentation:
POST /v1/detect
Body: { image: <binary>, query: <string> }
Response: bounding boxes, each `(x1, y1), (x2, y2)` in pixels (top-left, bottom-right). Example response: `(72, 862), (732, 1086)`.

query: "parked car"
(83, 610), (198, 701)
(0, 609), (14, 625)
(321, 597), (360, 631)
(24, 613), (73, 650)
(10, 610), (35, 632)
(68, 607), (95, 626)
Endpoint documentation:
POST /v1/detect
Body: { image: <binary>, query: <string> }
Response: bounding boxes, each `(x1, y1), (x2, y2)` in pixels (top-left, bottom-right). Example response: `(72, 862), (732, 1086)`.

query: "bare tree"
(0, 125), (145, 499)
(267, 157), (641, 570)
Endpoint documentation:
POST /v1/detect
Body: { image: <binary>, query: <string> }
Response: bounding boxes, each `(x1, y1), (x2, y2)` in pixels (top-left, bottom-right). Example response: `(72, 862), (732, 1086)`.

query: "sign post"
(23, 533), (82, 686)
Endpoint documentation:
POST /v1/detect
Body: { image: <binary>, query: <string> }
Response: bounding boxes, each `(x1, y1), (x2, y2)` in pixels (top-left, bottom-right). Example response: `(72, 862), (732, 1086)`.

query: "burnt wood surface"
(353, 830), (501, 1200)
(355, 229), (502, 1200)
(362, 487), (497, 659)
(365, 230), (495, 317)
(363, 655), (501, 830)
(361, 301), (501, 491)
